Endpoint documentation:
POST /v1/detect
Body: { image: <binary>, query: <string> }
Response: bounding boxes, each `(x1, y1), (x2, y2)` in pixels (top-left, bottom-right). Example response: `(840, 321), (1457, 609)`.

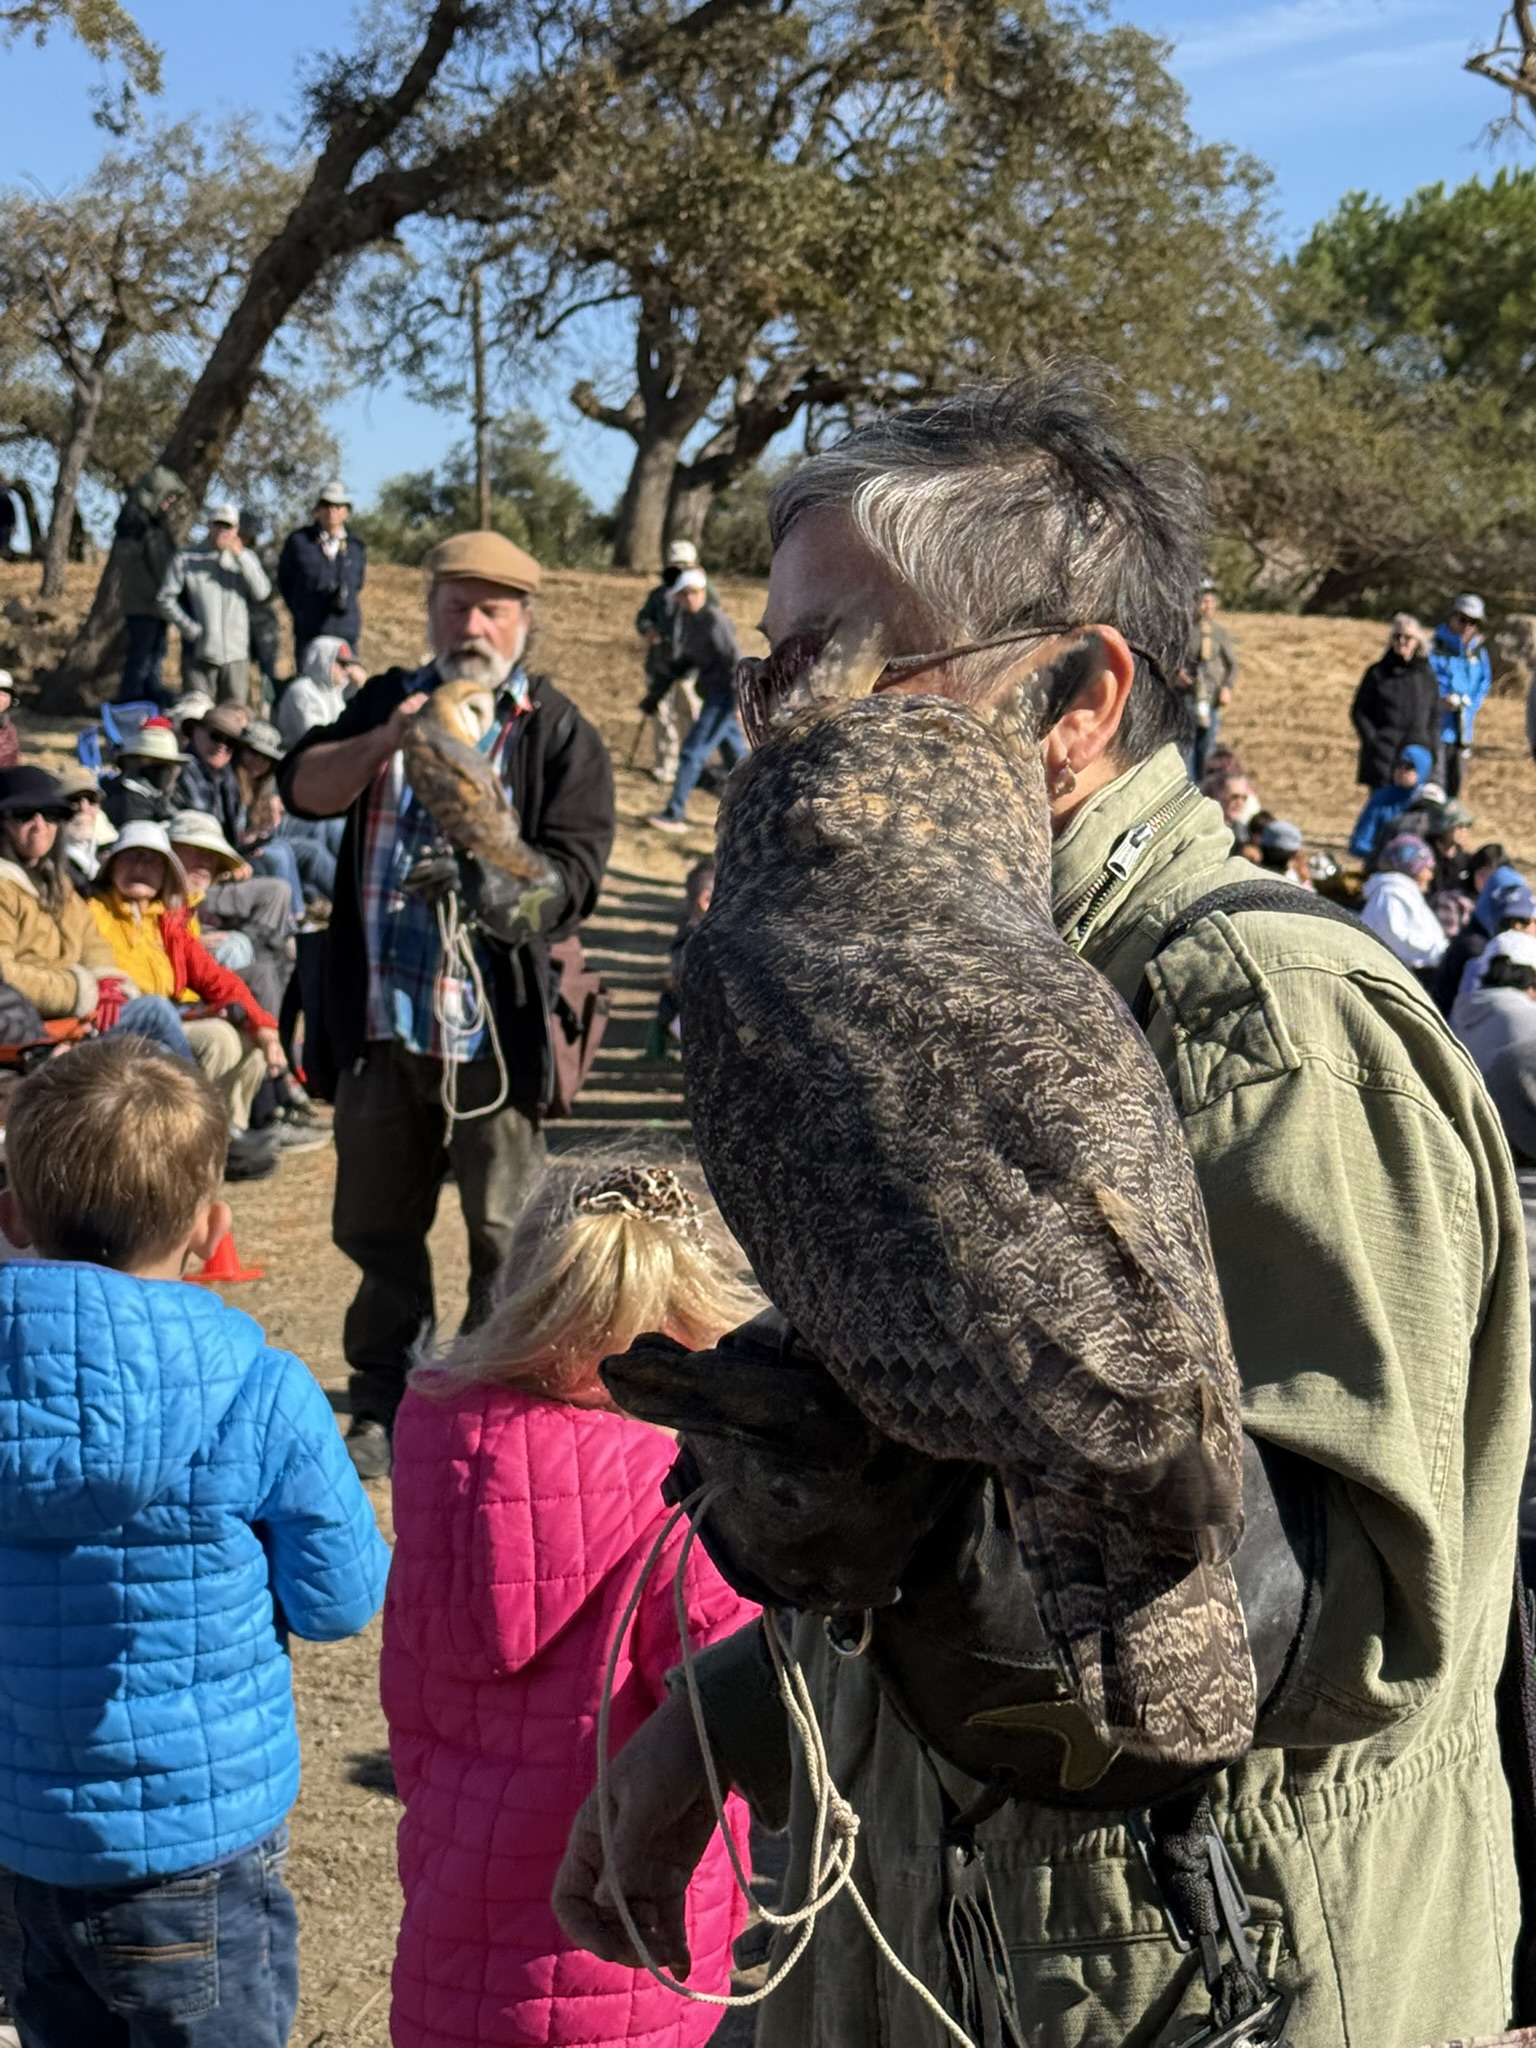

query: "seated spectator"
(172, 703), (246, 842)
(100, 718), (187, 829)
(1347, 744), (1433, 860)
(1360, 833), (1449, 977)
(1431, 846), (1512, 1010)
(1256, 817), (1311, 886)
(1207, 767), (1259, 844)
(0, 766), (193, 1060)
(168, 809), (292, 1023)
(0, 1039), (388, 2046)
(1486, 1036), (1536, 1166)
(0, 671), (19, 773)
(88, 821), (285, 1179)
(275, 634), (362, 748)
(52, 765), (110, 888)
(1451, 932), (1536, 1074)
(646, 857), (715, 1057)
(235, 719), (314, 914)
(1455, 875), (1536, 1006)
(1199, 743), (1246, 792)
(1392, 795), (1474, 895)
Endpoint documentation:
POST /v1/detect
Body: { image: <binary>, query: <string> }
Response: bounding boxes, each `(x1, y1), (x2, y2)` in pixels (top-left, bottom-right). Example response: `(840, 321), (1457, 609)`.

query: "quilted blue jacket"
(0, 1259), (390, 1885)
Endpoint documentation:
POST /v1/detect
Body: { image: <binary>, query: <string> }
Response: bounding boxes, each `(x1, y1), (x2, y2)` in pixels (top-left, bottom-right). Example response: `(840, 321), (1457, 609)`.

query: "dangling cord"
(433, 891), (509, 1131)
(593, 1486), (981, 2046)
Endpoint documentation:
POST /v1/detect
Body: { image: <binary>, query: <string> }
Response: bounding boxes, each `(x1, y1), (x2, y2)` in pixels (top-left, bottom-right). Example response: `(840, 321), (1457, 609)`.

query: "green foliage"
(0, 0), (161, 95)
(353, 412), (607, 567)
(1198, 169), (1536, 615)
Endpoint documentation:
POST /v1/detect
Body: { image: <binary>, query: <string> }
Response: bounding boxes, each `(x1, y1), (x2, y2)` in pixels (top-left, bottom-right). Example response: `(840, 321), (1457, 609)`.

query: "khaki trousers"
(184, 1017), (266, 1132)
(652, 674), (701, 782)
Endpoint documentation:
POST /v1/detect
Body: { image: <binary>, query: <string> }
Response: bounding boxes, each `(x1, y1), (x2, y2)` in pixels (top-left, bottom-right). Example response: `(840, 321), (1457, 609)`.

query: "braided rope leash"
(593, 1488), (980, 2046)
(432, 890), (510, 1131)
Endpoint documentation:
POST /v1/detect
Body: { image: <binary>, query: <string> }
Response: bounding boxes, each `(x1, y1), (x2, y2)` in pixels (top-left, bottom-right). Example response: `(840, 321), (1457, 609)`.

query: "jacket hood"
(131, 466), (185, 516)
(0, 1262), (262, 1540)
(1400, 744), (1434, 787)
(300, 635), (350, 688)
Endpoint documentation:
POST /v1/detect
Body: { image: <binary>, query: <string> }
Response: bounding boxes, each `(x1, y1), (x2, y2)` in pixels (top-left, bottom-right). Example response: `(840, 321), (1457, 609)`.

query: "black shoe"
(346, 1417), (392, 1479)
(224, 1129), (280, 1182)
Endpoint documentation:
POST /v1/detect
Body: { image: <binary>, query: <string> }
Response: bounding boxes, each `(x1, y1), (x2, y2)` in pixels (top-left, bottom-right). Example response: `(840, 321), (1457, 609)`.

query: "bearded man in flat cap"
(279, 532), (615, 1477)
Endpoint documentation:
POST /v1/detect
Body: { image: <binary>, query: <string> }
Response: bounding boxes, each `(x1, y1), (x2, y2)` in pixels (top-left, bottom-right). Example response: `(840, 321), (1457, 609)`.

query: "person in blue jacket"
(0, 1036), (390, 2048)
(1428, 592), (1493, 800)
(1347, 740), (1435, 860)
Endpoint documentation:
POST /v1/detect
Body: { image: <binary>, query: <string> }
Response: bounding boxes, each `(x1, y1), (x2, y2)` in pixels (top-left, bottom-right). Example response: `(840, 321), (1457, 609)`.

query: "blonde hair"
(6, 1039), (227, 1268)
(428, 1155), (761, 1405)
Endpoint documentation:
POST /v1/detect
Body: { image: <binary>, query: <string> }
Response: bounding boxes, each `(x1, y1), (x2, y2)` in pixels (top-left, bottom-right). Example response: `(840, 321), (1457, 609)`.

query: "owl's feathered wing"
(680, 696), (1256, 1767)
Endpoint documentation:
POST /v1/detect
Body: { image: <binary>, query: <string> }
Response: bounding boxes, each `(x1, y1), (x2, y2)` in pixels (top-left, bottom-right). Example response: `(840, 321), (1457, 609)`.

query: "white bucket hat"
(102, 819), (188, 896)
(166, 809), (241, 871)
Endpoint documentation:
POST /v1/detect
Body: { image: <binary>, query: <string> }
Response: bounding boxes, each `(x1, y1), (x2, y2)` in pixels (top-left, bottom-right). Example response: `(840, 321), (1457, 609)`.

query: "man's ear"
(185, 1198), (231, 1267)
(1041, 627), (1136, 783)
(0, 1188), (33, 1249)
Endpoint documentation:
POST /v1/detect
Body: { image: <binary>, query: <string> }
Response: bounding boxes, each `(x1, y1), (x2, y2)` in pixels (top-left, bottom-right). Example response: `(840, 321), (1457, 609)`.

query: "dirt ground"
(3, 561), (1536, 2042)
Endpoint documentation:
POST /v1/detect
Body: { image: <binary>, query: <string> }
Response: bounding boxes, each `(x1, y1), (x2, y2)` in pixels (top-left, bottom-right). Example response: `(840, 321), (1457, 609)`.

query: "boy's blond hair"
(431, 1155), (760, 1403)
(6, 1040), (227, 1269)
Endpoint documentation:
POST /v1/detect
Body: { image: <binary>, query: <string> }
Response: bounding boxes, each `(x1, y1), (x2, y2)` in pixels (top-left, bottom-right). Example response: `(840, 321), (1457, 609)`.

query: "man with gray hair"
(279, 531), (614, 1478)
(556, 377), (1530, 2045)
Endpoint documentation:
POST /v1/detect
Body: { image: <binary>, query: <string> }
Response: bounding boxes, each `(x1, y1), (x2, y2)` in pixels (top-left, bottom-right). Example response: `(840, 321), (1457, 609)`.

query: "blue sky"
(1, 0), (1518, 520)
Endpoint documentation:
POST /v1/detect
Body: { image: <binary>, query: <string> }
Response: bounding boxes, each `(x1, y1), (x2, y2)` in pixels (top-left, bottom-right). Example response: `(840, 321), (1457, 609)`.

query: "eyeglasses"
(734, 622), (1167, 750)
(3, 809), (61, 825)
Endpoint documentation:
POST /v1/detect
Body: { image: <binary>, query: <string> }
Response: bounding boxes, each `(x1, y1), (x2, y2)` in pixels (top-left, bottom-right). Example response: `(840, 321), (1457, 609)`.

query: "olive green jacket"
(753, 745), (1530, 2048)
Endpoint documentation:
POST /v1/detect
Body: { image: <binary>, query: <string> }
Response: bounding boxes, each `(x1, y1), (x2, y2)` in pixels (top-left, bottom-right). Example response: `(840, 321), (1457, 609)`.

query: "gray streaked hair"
(1386, 612), (1425, 656)
(768, 371), (1207, 758)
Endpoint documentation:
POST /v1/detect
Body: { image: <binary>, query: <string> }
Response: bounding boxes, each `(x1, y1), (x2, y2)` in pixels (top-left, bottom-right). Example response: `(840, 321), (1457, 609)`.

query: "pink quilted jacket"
(383, 1379), (757, 2048)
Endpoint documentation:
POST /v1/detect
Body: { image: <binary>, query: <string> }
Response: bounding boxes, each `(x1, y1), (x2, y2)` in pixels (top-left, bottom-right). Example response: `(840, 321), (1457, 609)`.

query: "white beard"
(436, 644), (515, 690)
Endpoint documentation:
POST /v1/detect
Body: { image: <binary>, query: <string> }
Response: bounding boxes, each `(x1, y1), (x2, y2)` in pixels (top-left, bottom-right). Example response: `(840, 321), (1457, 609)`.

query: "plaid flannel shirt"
(362, 664), (531, 1061)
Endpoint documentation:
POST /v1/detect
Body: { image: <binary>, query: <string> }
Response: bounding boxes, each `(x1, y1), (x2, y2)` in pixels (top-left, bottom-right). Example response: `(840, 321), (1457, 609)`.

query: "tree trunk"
(611, 430), (687, 570)
(41, 376), (104, 598)
(666, 473), (713, 548)
(8, 477), (45, 559)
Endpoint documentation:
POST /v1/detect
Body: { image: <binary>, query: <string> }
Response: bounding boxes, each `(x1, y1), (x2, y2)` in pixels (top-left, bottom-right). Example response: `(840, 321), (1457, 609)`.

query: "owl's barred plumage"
(681, 693), (1258, 1766)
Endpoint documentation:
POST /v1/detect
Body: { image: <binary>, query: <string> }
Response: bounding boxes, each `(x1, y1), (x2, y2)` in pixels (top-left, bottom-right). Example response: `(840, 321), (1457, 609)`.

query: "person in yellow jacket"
(89, 820), (284, 1173)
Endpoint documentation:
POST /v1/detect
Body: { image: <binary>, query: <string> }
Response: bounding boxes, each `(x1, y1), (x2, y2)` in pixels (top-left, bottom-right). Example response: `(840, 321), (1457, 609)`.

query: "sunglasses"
(3, 809), (63, 825)
(734, 622), (1167, 750)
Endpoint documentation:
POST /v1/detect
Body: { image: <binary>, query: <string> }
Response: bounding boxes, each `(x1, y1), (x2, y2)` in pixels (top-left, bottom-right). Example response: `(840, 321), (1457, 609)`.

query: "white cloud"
(1171, 0), (1449, 74)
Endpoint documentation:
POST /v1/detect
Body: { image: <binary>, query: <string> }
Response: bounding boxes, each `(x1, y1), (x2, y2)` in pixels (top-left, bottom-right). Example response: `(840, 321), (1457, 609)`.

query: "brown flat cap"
(424, 530), (542, 595)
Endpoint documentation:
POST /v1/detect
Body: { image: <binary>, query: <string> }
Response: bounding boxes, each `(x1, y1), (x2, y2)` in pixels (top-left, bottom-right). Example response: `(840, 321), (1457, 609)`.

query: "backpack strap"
(1130, 880), (1372, 1029)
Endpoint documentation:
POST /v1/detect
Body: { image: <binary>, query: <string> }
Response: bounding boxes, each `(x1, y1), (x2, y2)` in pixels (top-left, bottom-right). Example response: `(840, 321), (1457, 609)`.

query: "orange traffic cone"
(185, 1231), (263, 1286)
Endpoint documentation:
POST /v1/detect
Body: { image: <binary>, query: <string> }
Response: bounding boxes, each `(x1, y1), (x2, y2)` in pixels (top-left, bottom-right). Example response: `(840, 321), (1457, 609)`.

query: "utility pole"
(470, 262), (491, 530)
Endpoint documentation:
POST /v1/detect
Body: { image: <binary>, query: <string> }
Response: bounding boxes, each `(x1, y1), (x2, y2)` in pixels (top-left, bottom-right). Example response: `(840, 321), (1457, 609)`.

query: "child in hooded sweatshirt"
(0, 1038), (390, 2046)
(383, 1158), (762, 2048)
(1347, 741), (1434, 859)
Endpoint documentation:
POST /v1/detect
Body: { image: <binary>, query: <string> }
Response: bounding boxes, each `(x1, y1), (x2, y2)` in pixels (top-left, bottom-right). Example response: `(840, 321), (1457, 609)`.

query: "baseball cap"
(206, 502), (239, 529)
(666, 540), (699, 568)
(316, 480), (351, 507)
(672, 567), (708, 595)
(1259, 819), (1304, 855)
(1490, 879), (1536, 925)
(1450, 594), (1486, 622)
(1489, 930), (1536, 970)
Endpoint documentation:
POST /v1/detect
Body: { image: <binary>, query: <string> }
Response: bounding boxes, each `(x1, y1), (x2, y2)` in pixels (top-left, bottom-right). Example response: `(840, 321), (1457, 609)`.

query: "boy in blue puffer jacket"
(0, 1038), (390, 2047)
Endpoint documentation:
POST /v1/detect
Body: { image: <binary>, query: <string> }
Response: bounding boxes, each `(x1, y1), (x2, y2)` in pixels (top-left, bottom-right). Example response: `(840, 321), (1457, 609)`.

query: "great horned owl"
(680, 688), (1257, 1768)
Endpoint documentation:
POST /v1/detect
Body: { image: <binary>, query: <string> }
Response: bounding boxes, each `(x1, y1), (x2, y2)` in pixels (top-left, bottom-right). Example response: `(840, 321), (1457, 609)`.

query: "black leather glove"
(459, 849), (566, 948)
(638, 683), (668, 716)
(601, 1311), (970, 1613)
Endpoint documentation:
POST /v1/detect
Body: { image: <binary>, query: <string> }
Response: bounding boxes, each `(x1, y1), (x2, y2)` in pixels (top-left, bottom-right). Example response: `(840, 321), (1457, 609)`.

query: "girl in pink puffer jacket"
(383, 1161), (762, 2048)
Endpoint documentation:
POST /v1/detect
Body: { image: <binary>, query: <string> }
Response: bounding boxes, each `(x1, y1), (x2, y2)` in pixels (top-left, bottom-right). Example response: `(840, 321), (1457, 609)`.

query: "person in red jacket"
(89, 820), (286, 1174)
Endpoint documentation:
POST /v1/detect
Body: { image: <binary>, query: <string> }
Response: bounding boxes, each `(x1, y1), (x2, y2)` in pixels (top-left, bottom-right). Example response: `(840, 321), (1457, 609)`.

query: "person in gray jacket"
(157, 503), (271, 708)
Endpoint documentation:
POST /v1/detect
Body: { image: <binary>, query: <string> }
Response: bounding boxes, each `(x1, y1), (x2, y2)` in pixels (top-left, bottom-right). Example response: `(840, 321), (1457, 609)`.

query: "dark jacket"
(101, 771), (172, 830)
(278, 667), (615, 1110)
(114, 466), (185, 620)
(1350, 650), (1440, 788)
(276, 525), (367, 653)
(172, 754), (245, 846)
(668, 604), (739, 704)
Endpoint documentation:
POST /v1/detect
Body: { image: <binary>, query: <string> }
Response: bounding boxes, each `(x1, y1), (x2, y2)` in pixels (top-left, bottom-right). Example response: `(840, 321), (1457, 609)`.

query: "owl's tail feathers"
(1011, 1480), (1258, 1770)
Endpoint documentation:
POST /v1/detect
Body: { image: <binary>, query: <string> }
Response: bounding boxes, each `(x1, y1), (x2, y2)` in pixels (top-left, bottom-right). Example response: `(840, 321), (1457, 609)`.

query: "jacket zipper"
(1056, 783), (1202, 949)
